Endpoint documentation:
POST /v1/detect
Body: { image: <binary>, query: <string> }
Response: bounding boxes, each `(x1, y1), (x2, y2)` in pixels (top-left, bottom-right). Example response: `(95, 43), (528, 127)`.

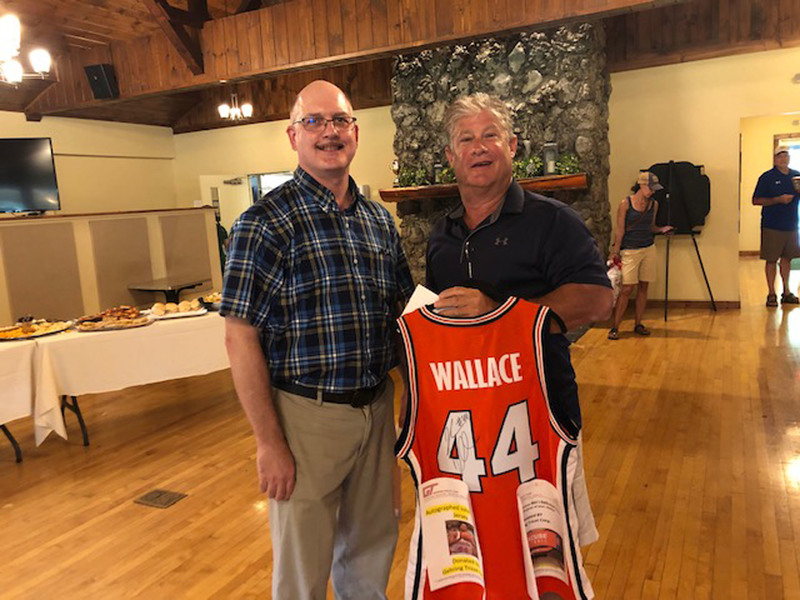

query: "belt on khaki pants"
(272, 378), (386, 408)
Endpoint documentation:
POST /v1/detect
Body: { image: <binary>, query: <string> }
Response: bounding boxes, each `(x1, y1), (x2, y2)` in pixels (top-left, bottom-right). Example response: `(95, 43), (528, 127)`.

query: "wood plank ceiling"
(0, 0), (798, 133)
(0, 0), (237, 50)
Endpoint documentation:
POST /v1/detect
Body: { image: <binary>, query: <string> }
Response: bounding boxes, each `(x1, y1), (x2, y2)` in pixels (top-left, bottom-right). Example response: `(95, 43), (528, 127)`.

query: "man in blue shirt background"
(752, 145), (800, 307)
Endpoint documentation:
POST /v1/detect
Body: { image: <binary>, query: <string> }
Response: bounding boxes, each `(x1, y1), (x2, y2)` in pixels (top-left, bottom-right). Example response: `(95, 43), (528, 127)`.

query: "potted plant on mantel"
(379, 154), (587, 203)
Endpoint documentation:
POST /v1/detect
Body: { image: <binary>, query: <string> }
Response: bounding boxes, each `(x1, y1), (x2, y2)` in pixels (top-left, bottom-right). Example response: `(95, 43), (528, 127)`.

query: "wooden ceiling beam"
(154, 0), (209, 26)
(188, 0), (211, 22)
(235, 0), (262, 14)
(140, 0), (204, 75)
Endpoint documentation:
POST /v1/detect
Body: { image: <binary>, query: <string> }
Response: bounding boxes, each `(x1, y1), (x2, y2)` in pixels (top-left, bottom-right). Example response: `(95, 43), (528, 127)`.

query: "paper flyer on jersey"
(517, 479), (571, 599)
(419, 477), (486, 592)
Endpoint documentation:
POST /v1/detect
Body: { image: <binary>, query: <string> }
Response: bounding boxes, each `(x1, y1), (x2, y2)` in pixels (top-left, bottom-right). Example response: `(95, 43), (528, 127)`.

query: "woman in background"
(608, 171), (673, 340)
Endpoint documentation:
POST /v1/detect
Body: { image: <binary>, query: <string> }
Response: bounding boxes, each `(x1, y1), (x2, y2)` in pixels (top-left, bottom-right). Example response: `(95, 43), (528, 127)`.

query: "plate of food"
(76, 305), (154, 332)
(0, 319), (72, 341)
(199, 292), (221, 311)
(147, 299), (208, 319)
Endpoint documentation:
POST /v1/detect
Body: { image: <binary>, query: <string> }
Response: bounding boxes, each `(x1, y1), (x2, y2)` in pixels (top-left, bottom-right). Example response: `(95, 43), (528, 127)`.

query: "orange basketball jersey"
(397, 298), (595, 600)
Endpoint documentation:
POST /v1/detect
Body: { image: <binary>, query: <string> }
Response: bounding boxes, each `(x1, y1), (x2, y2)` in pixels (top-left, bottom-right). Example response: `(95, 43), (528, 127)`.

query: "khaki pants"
(270, 379), (398, 600)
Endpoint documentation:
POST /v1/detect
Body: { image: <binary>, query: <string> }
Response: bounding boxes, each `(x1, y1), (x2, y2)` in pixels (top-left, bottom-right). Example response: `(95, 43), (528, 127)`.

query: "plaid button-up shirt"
(220, 167), (415, 391)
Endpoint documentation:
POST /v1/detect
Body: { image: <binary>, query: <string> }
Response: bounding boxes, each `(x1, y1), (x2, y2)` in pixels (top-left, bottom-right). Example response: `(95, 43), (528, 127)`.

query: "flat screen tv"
(0, 137), (60, 214)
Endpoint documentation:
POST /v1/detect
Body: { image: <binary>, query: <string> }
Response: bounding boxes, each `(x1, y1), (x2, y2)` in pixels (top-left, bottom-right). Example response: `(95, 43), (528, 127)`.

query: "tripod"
(659, 160), (716, 320)
(663, 226), (717, 321)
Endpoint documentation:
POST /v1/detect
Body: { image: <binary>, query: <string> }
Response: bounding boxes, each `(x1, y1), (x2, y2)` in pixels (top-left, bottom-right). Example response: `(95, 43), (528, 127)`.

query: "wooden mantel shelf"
(379, 173), (588, 203)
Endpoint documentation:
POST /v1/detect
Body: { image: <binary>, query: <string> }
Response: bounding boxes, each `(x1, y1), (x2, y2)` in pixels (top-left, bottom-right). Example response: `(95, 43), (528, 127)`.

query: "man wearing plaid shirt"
(221, 80), (414, 599)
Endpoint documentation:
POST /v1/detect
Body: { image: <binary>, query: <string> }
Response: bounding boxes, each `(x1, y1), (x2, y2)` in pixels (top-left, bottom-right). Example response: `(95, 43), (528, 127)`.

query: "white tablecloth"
(0, 339), (36, 426)
(34, 313), (229, 445)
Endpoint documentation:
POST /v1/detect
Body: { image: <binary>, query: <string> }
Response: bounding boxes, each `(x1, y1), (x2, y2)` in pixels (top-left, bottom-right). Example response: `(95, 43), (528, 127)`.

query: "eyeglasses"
(293, 115), (357, 133)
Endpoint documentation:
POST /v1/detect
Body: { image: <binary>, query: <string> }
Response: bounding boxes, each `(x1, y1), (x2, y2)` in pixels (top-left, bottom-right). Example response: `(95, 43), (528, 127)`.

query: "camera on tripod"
(644, 160), (716, 317)
(647, 161), (710, 234)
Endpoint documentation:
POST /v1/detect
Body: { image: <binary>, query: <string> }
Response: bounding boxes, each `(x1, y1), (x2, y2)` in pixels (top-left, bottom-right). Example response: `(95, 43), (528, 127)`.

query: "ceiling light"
(1, 58), (22, 83)
(0, 14), (21, 59)
(0, 13), (52, 86)
(29, 48), (51, 73)
(217, 93), (253, 122)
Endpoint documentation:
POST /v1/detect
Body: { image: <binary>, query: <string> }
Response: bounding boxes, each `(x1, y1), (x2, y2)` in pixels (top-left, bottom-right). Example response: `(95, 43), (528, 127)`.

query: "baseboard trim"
(739, 250), (759, 257)
(648, 299), (740, 310)
(595, 299), (740, 328)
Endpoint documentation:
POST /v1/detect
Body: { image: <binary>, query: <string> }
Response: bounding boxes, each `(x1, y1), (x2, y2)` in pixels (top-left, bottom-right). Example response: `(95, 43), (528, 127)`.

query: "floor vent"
(134, 489), (187, 509)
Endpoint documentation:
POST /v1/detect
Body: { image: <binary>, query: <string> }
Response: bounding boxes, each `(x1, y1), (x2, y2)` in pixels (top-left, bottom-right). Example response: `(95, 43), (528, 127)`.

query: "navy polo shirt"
(753, 166), (800, 231)
(425, 181), (610, 434)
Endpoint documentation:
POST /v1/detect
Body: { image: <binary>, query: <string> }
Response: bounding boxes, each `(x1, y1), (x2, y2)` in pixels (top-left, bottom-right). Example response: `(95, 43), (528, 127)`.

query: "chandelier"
(0, 14), (51, 85)
(218, 93), (253, 121)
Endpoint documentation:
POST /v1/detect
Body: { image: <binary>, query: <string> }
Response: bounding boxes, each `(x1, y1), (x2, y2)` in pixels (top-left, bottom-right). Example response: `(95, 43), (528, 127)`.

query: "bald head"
(286, 79), (359, 186)
(290, 80), (353, 122)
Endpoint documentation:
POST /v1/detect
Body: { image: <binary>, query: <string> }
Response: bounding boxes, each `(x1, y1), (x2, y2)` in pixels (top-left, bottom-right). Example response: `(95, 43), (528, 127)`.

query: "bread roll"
(178, 300), (192, 312)
(165, 302), (178, 313)
(190, 298), (201, 311)
(152, 302), (166, 316)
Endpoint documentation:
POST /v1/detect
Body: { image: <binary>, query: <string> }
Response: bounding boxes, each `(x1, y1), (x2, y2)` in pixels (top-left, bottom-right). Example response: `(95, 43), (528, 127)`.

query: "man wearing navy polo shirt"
(752, 145), (800, 307)
(222, 80), (414, 599)
(427, 93), (612, 432)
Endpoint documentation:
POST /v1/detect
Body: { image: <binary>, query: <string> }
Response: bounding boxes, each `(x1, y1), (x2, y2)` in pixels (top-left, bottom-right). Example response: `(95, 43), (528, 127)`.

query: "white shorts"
(621, 245), (657, 285)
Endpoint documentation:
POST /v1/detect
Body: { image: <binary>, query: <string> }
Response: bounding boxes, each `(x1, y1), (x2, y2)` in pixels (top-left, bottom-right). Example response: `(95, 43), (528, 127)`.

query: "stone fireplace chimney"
(389, 23), (611, 283)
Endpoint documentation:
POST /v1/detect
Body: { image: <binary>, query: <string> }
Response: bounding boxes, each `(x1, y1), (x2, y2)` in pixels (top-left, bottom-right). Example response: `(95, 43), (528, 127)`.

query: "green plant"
(512, 156), (544, 179)
(439, 166), (456, 184)
(555, 153), (581, 175)
(397, 166), (430, 187)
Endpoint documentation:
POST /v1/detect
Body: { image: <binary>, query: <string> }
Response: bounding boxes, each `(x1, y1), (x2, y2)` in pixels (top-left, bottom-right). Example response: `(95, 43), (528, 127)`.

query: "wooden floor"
(1, 256), (799, 599)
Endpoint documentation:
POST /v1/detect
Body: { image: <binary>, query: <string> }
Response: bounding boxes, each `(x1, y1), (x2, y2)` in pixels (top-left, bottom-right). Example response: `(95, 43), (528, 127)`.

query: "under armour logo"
(494, 237), (509, 246)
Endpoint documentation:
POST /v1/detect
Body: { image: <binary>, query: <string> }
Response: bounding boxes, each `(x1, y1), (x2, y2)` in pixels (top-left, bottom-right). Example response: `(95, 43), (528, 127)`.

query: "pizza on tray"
(0, 319), (72, 341)
(76, 305), (153, 332)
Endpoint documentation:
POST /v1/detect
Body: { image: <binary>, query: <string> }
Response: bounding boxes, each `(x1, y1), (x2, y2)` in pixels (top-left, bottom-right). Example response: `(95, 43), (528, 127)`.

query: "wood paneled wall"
(28, 0), (671, 117)
(607, 0), (800, 71)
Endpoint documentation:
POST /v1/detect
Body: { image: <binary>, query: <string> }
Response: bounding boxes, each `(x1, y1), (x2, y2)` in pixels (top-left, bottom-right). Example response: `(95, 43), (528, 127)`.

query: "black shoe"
(634, 324), (651, 336)
(781, 292), (800, 305)
(608, 327), (619, 340)
(767, 294), (778, 307)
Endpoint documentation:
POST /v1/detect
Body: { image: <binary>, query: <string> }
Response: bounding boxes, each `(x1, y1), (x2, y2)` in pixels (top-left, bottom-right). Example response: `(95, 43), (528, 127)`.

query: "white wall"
(0, 111), (176, 215)
(198, 174), (252, 232)
(609, 46), (800, 303)
(172, 106), (399, 220)
(5, 44), (796, 304)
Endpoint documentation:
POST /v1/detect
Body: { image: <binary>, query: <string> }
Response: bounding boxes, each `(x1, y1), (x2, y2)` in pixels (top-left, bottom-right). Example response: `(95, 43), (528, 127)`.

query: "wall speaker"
(84, 64), (120, 100)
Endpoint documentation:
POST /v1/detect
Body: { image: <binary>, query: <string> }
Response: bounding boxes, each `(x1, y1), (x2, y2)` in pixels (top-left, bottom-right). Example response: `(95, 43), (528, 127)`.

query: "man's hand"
(434, 286), (500, 317)
(779, 194), (795, 205)
(659, 225), (675, 235)
(256, 438), (296, 501)
(225, 316), (296, 501)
